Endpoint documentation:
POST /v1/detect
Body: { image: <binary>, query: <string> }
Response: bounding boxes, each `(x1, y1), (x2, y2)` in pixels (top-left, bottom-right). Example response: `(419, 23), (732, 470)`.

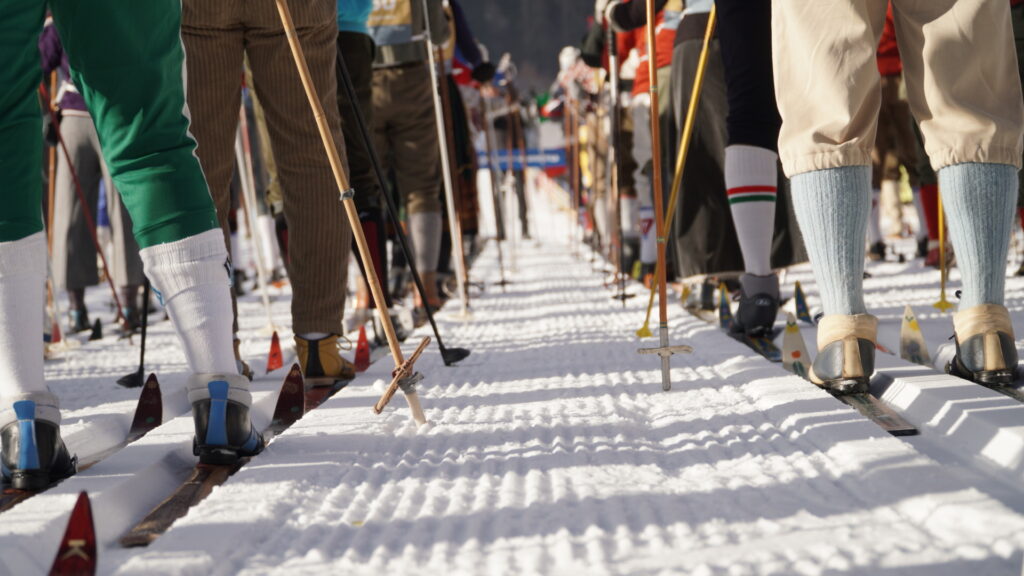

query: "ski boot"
(947, 304), (1019, 386)
(188, 374), (264, 465)
(808, 314), (877, 395)
(294, 334), (356, 385)
(731, 273), (780, 337)
(1, 393), (76, 491)
(372, 311), (409, 345)
(69, 308), (90, 333)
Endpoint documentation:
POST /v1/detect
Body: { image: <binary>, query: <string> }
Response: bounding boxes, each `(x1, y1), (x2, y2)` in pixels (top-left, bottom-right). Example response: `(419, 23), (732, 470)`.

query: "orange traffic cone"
(266, 331), (283, 373)
(354, 324), (371, 373)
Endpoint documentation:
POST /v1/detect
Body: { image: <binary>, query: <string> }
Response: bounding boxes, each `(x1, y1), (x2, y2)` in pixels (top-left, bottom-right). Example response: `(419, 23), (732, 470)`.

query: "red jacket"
(876, 4), (901, 77)
(617, 9), (675, 97)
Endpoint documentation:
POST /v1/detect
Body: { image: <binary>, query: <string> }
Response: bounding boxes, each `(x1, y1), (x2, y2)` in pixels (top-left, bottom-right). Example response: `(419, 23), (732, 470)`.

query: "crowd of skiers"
(556, 0), (1023, 393)
(0, 0), (519, 491)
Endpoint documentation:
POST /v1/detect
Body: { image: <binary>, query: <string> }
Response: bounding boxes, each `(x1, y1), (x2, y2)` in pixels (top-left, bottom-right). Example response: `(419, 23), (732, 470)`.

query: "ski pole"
(235, 103), (278, 333)
(481, 94), (511, 289)
(607, 23), (633, 305)
(117, 280), (150, 388)
(335, 49), (471, 366)
(273, 0), (428, 424)
(635, 0), (694, 391)
(38, 84), (126, 326)
(636, 5), (716, 337)
(934, 192), (953, 311)
(421, 0), (470, 316)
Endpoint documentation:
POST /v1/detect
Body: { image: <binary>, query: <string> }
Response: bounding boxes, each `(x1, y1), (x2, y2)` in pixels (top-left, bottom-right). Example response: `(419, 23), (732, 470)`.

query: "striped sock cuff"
(727, 185), (777, 204)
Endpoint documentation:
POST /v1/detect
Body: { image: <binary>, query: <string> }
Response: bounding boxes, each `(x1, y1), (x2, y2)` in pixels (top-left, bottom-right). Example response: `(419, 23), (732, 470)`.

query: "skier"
(39, 21), (146, 336)
(180, 0), (357, 383)
(1, 1), (265, 491)
(368, 0), (450, 319)
(773, 0), (1024, 390)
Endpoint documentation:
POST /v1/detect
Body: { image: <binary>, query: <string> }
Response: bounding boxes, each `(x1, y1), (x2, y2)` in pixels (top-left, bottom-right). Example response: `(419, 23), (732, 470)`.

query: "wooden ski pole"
(606, 24), (633, 305)
(635, 0), (694, 390)
(273, 0), (428, 424)
(934, 192), (953, 311)
(636, 5), (716, 337)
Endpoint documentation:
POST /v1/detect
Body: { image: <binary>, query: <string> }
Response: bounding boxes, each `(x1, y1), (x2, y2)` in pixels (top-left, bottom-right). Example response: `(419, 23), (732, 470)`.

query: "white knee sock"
(409, 211), (443, 273)
(725, 145), (778, 276)
(140, 229), (237, 375)
(0, 233), (49, 400)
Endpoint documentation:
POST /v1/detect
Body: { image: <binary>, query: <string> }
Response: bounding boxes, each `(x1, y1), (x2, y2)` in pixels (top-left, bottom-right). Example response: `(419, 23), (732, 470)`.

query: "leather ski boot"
(187, 373), (264, 465)
(947, 304), (1019, 386)
(0, 393), (76, 491)
(294, 334), (356, 385)
(808, 314), (877, 395)
(732, 273), (779, 337)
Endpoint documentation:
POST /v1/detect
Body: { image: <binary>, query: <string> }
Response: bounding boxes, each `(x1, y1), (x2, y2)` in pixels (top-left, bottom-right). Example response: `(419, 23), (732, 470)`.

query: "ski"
(118, 342), (387, 548)
(49, 492), (97, 576)
(900, 305), (1024, 404)
(0, 374), (163, 514)
(782, 314), (918, 436)
(831, 392), (919, 436)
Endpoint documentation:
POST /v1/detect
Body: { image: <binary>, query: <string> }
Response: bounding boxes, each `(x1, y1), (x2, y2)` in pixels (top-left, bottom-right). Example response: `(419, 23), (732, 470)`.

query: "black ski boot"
(1, 394), (76, 491)
(731, 273), (780, 337)
(809, 314), (877, 395)
(188, 374), (264, 465)
(947, 304), (1019, 386)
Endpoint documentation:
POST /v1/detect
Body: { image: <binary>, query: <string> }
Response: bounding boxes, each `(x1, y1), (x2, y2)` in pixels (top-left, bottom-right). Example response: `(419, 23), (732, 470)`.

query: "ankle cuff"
(816, 314), (877, 350)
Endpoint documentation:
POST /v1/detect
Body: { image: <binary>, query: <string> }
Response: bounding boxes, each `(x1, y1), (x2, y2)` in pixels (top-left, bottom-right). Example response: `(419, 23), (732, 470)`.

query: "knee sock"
(0, 233), (49, 400)
(939, 163), (1017, 309)
(791, 166), (871, 316)
(919, 184), (940, 242)
(725, 145), (777, 276)
(409, 211), (443, 274)
(868, 188), (883, 245)
(140, 229), (237, 375)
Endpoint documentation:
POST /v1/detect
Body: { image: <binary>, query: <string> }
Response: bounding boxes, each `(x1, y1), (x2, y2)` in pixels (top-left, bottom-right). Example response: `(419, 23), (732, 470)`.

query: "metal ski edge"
(118, 333), (389, 548)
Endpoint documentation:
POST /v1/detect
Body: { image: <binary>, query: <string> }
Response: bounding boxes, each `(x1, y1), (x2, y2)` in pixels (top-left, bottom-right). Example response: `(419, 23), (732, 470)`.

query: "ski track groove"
(24, 233), (1024, 575)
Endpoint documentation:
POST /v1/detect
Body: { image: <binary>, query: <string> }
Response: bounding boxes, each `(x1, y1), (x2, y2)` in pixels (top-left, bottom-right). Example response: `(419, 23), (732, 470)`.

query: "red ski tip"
(128, 374), (162, 440)
(354, 325), (371, 373)
(271, 364), (305, 429)
(266, 331), (284, 374)
(49, 492), (96, 576)
(51, 320), (62, 345)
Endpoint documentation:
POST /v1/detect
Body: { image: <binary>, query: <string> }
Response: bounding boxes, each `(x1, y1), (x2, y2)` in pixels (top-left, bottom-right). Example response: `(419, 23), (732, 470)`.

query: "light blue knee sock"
(790, 166), (871, 316)
(939, 163), (1017, 309)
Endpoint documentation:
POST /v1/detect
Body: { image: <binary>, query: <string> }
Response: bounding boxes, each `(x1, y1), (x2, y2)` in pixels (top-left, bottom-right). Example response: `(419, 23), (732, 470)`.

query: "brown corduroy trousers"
(182, 0), (351, 335)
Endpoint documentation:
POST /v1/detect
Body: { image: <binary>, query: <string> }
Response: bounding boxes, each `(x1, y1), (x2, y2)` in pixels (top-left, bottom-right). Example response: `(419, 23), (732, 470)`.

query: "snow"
(3, 181), (1024, 575)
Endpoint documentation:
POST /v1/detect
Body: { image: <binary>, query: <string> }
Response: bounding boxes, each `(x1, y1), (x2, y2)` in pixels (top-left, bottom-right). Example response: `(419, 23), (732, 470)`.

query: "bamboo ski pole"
(934, 192), (953, 311)
(235, 105), (277, 332)
(273, 0), (427, 424)
(46, 70), (57, 252)
(421, 0), (470, 317)
(636, 5), (716, 337)
(635, 0), (694, 390)
(607, 24), (632, 305)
